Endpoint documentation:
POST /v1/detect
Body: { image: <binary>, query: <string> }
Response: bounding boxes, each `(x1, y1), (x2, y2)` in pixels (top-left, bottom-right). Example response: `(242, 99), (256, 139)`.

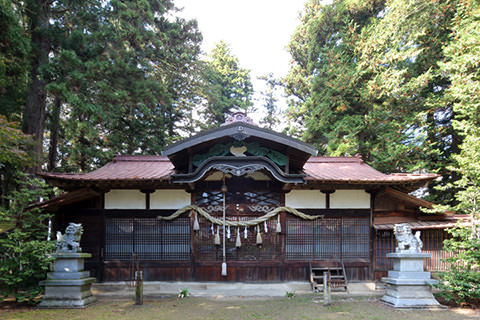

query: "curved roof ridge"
(306, 156), (363, 163)
(113, 155), (169, 162)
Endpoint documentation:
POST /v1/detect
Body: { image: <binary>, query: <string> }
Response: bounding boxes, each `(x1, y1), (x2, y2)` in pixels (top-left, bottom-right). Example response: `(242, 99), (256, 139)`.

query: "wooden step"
(309, 261), (348, 293)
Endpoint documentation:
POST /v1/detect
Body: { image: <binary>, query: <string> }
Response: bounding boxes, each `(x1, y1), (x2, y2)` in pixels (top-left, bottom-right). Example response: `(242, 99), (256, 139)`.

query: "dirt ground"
(1, 296), (479, 320)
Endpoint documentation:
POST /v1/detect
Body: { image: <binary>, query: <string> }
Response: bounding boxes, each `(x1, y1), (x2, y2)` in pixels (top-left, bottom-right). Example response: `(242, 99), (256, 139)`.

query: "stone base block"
(387, 271), (431, 279)
(381, 282), (442, 309)
(38, 295), (96, 308)
(43, 281), (95, 298)
(39, 281), (96, 308)
(47, 271), (90, 280)
(381, 294), (443, 309)
(40, 273), (96, 308)
(382, 277), (438, 286)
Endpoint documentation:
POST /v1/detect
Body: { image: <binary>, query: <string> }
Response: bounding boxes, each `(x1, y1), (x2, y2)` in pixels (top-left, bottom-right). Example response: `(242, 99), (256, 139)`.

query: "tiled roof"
(39, 155), (174, 182)
(303, 156), (438, 184)
(39, 155), (438, 187)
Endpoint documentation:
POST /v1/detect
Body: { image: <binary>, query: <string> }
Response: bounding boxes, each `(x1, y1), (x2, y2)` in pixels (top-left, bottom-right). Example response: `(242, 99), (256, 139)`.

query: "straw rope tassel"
(214, 226), (220, 245)
(236, 227), (242, 248)
(256, 225), (262, 245)
(276, 215), (281, 233)
(193, 211), (200, 231)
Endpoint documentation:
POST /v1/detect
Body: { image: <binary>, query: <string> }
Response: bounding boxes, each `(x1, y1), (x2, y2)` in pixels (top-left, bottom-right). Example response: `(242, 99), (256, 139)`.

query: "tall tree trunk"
(23, 0), (50, 171)
(47, 95), (61, 171)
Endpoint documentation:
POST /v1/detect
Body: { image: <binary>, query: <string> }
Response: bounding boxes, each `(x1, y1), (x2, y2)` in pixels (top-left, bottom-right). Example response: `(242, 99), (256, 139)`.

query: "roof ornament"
(221, 112), (256, 126)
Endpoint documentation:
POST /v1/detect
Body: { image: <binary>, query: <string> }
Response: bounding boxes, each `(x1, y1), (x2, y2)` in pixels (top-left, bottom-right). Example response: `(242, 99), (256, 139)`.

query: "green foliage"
(442, 0), (480, 213)
(178, 287), (190, 298)
(434, 2), (480, 304)
(258, 73), (280, 130)
(42, 0), (203, 171)
(199, 41), (253, 127)
(436, 225), (480, 304)
(0, 174), (54, 304)
(285, 290), (296, 299)
(0, 0), (30, 118)
(0, 115), (30, 168)
(284, 0), (462, 204)
(0, 116), (33, 207)
(1, 0), (203, 172)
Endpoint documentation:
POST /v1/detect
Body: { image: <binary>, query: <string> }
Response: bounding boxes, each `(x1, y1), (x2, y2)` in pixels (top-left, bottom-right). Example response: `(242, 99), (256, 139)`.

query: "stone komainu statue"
(393, 223), (422, 253)
(56, 223), (84, 253)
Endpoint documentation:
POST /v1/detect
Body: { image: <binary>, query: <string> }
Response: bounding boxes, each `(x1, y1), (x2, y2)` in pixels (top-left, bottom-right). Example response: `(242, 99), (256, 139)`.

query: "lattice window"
(286, 217), (369, 261)
(105, 218), (134, 260)
(105, 217), (190, 261)
(342, 218), (369, 259)
(375, 230), (394, 270)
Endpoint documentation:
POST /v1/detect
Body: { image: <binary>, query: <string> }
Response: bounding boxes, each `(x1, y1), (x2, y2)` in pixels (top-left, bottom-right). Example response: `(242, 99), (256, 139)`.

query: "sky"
(175, 0), (308, 123)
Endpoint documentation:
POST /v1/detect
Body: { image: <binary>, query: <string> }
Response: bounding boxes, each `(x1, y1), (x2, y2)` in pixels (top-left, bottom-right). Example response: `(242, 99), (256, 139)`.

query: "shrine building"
(38, 113), (462, 283)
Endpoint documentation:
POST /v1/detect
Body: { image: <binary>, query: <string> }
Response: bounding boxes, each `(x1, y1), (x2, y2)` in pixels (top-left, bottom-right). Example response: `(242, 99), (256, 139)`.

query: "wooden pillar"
(100, 192), (106, 282)
(368, 190), (377, 281)
(190, 191), (196, 281)
(280, 192), (286, 281)
(140, 189), (153, 210)
(321, 190), (334, 209)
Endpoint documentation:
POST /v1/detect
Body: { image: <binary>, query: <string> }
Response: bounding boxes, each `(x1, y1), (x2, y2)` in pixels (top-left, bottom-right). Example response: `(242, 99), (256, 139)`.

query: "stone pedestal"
(381, 253), (442, 309)
(39, 253), (96, 308)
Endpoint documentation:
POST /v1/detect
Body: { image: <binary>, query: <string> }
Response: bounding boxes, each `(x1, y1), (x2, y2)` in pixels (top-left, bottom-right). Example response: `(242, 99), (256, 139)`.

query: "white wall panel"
(330, 190), (370, 209)
(150, 190), (191, 209)
(105, 190), (145, 209)
(285, 190), (326, 209)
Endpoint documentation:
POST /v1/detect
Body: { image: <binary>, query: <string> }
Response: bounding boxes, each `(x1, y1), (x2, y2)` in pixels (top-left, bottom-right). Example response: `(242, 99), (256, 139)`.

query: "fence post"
(135, 271), (143, 305)
(323, 271), (331, 305)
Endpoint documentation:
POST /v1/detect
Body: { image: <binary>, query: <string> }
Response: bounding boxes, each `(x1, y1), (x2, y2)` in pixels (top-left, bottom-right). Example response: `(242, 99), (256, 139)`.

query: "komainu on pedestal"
(381, 223), (443, 309)
(39, 223), (96, 308)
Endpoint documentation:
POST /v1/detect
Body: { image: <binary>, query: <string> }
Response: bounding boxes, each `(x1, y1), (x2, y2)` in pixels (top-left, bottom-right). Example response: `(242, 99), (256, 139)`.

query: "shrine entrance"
(189, 173), (285, 281)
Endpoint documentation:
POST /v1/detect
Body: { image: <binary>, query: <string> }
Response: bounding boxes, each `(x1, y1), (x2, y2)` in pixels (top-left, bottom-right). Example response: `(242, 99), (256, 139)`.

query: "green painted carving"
(268, 149), (288, 166)
(192, 141), (288, 168)
(245, 142), (268, 157)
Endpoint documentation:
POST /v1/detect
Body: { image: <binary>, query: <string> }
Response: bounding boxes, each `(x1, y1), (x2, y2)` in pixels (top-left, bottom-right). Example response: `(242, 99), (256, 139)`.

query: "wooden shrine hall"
(38, 113), (461, 283)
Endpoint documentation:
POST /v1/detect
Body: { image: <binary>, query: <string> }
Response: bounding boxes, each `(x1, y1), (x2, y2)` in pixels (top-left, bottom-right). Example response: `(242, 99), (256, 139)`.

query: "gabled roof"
(163, 121), (318, 158)
(162, 114), (318, 172)
(39, 155), (438, 191)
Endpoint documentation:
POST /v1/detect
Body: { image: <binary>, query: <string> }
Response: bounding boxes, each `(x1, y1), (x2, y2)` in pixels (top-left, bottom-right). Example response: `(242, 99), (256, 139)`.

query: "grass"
(1, 296), (479, 320)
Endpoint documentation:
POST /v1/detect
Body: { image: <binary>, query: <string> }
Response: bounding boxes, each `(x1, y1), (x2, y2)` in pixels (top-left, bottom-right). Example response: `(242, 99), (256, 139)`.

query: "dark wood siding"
(55, 205), (375, 282)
